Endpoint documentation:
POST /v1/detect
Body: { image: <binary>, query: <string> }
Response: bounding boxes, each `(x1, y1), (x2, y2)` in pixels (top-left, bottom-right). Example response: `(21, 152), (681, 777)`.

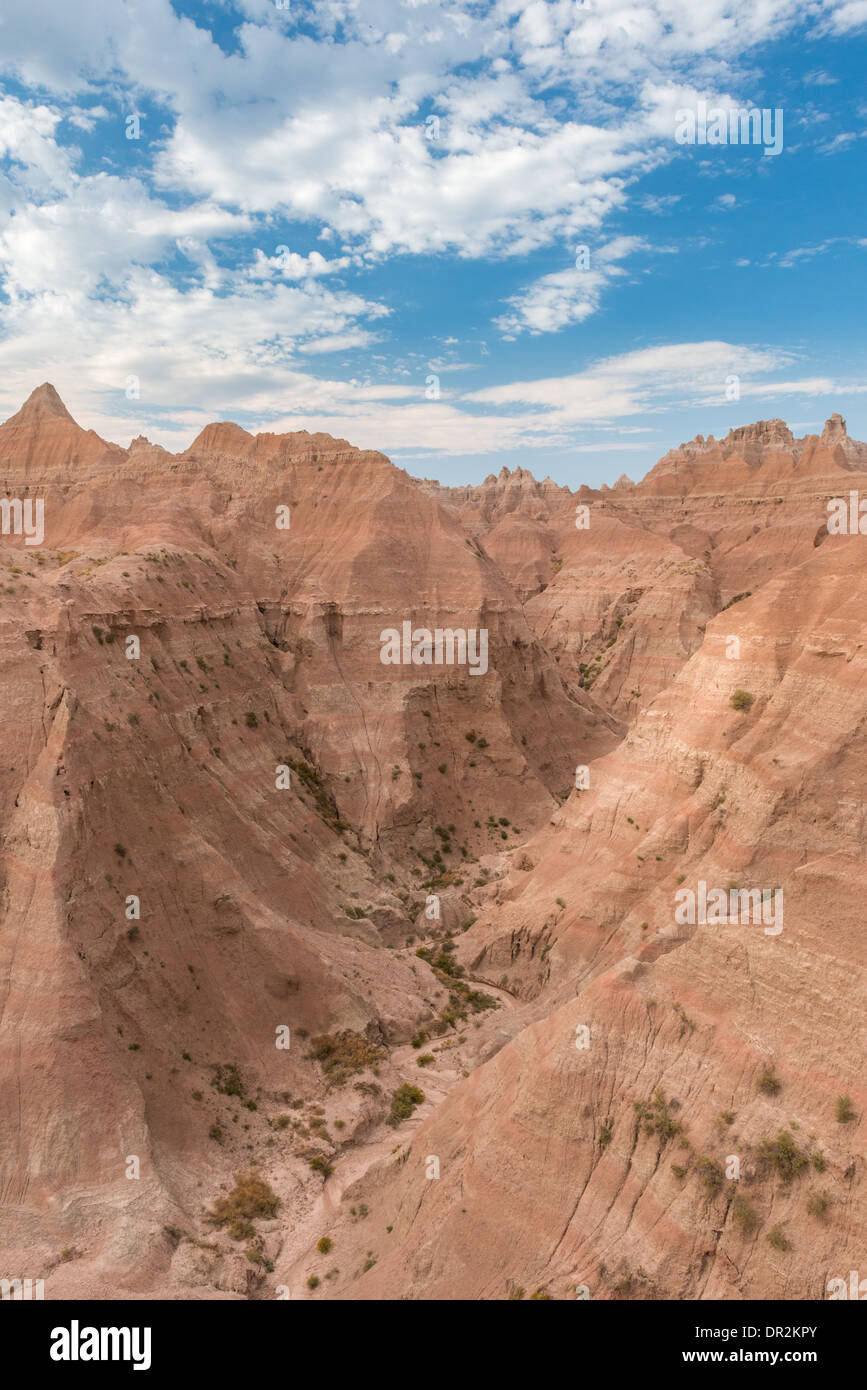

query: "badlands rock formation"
(0, 386), (863, 1300)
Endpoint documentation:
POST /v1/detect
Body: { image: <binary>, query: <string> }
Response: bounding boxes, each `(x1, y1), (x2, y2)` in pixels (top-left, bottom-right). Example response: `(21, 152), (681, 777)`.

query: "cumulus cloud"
(0, 0), (861, 467)
(494, 236), (652, 338)
(819, 1), (867, 35)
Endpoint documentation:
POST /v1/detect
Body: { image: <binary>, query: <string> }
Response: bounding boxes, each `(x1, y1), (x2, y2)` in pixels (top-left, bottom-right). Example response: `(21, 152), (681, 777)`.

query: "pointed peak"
(5, 383), (77, 427)
(821, 413), (848, 445)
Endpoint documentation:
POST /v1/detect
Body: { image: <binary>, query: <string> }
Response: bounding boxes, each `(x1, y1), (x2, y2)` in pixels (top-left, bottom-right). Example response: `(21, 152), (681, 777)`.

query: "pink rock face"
(0, 391), (862, 1301)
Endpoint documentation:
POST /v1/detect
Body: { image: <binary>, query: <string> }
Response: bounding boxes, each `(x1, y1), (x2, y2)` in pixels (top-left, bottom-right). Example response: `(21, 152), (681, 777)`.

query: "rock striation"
(0, 390), (862, 1301)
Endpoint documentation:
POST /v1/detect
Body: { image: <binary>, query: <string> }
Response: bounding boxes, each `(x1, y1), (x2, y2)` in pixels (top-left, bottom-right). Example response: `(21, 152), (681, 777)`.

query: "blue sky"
(0, 0), (865, 486)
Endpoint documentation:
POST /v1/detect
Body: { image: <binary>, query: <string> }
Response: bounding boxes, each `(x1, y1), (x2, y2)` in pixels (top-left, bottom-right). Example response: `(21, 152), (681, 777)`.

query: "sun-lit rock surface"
(0, 389), (862, 1299)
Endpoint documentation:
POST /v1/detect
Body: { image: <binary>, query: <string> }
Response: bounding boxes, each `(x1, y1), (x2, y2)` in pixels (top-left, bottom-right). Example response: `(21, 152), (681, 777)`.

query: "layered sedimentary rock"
(0, 389), (862, 1300)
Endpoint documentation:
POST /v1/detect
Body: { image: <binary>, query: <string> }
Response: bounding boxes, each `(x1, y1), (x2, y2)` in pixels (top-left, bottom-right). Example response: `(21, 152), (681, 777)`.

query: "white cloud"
(0, 174), (252, 294)
(820, 1), (867, 34)
(640, 193), (682, 214)
(0, 0), (837, 264)
(0, 327), (852, 467)
(0, 95), (76, 201)
(0, 0), (862, 467)
(0, 250), (390, 429)
(466, 341), (798, 421)
(815, 131), (859, 155)
(154, 103), (650, 259)
(494, 236), (650, 338)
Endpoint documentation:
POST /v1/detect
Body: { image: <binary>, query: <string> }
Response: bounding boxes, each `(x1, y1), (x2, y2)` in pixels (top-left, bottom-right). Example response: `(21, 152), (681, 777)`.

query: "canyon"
(0, 385), (863, 1301)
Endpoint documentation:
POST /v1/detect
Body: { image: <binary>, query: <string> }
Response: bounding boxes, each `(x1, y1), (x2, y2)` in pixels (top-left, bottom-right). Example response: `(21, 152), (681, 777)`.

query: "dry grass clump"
(207, 1170), (279, 1240)
(307, 1031), (385, 1085)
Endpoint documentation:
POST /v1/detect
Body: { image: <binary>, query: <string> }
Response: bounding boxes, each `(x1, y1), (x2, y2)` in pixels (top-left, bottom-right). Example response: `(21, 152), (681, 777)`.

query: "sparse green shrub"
(387, 1083), (424, 1128)
(766, 1224), (791, 1252)
(307, 1031), (385, 1086)
(806, 1191), (831, 1222)
(207, 1171), (278, 1239)
(211, 1063), (246, 1099)
(758, 1066), (781, 1096)
(835, 1094), (855, 1123)
(722, 591), (752, 610)
(634, 1089), (682, 1142)
(672, 1002), (694, 1033)
(732, 1196), (760, 1235)
(730, 689), (755, 712)
(286, 758), (347, 831)
(755, 1130), (808, 1184)
(695, 1156), (725, 1197)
